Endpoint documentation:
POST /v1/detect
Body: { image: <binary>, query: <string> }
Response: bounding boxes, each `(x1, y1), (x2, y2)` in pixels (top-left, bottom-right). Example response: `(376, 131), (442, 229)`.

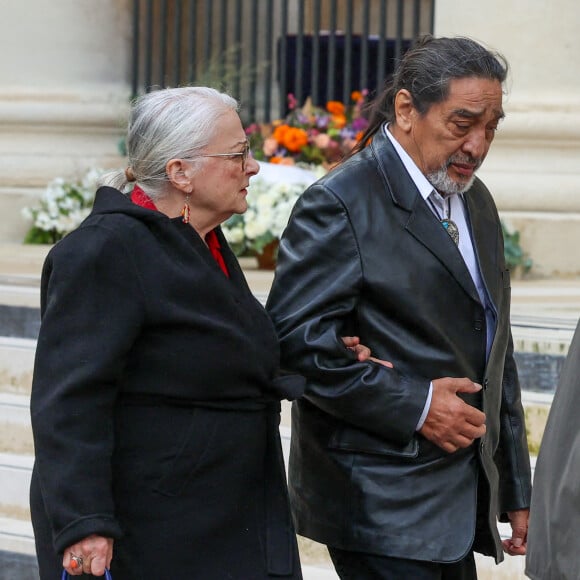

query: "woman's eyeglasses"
(197, 142), (251, 172)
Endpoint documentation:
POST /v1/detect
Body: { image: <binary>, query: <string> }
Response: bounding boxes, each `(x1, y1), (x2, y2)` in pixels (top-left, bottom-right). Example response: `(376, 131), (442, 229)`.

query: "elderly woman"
(29, 86), (353, 579)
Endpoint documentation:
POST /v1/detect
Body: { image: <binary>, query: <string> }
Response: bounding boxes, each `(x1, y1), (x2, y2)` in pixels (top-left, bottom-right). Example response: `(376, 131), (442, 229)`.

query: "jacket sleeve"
(30, 225), (146, 553)
(266, 184), (429, 444)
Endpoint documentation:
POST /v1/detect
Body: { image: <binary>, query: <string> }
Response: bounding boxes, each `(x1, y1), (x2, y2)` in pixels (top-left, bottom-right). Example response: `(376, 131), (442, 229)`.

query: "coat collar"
(92, 186), (252, 295)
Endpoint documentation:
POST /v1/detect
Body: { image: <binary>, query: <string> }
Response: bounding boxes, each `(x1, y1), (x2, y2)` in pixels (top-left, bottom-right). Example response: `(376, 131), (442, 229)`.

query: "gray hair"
(100, 86), (239, 200)
(349, 35), (509, 157)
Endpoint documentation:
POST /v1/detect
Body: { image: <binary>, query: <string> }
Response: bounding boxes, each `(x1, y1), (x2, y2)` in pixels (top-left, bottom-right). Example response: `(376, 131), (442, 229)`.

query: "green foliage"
(502, 221), (533, 274)
(23, 227), (60, 245)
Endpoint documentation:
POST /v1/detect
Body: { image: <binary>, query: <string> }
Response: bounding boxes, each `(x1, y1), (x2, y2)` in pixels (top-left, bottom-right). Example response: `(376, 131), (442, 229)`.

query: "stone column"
(435, 1), (580, 276)
(0, 0), (132, 242)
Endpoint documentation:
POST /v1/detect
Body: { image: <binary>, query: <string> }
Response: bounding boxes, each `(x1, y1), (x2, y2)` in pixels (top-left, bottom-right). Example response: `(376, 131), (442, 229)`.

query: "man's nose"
(462, 128), (489, 159)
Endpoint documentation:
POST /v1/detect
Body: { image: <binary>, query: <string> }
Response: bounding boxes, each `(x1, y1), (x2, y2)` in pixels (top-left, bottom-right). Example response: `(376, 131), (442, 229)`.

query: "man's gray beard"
(426, 165), (476, 197)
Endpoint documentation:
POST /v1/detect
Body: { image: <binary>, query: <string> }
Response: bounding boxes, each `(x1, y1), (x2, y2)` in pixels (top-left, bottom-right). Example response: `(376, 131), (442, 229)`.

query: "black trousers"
(328, 547), (477, 580)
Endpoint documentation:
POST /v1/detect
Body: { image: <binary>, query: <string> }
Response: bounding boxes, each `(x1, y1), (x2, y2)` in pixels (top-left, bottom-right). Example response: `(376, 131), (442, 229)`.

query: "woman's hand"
(63, 534), (113, 576)
(340, 336), (393, 368)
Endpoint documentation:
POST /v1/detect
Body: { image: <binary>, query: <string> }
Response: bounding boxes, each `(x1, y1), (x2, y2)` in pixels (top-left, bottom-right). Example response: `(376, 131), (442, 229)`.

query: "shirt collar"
(383, 123), (435, 203)
(383, 123), (466, 213)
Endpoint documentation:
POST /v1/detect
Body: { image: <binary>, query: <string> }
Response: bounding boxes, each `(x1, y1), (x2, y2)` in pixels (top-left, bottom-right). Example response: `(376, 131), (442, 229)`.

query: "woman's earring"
(181, 195), (191, 224)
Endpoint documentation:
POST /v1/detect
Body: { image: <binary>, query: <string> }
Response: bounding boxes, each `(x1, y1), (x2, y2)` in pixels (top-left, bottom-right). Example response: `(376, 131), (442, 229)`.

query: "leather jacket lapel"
(464, 189), (502, 308)
(406, 199), (481, 304)
(371, 132), (481, 305)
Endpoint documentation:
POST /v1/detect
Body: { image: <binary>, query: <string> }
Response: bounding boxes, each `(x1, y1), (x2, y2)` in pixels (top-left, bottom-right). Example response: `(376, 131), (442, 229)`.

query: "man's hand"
(502, 509), (529, 556)
(341, 336), (393, 368)
(419, 377), (486, 453)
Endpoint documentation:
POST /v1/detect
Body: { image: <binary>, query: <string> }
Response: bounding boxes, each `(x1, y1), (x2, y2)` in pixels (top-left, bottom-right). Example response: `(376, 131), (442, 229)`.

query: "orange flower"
(355, 130), (365, 142)
(351, 91), (363, 103)
(331, 114), (347, 129)
(270, 156), (295, 166)
(281, 127), (309, 153)
(326, 101), (345, 115)
(273, 124), (290, 144)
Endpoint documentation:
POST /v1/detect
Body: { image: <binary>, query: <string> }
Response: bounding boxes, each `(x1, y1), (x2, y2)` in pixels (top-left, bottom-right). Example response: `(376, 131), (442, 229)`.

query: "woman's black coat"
(29, 187), (302, 579)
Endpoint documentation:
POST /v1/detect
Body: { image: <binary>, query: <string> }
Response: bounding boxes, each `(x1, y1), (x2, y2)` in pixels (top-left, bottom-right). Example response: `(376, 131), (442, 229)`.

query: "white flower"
(220, 174), (320, 255)
(222, 224), (245, 244)
(21, 207), (33, 220)
(36, 213), (56, 230)
(22, 168), (105, 242)
(255, 192), (277, 211)
(82, 168), (103, 188)
(272, 202), (294, 237)
(244, 216), (269, 240)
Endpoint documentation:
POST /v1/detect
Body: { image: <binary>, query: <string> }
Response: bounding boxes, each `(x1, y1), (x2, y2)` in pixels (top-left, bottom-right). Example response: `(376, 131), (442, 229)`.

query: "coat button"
(483, 379), (489, 390)
(474, 319), (483, 331)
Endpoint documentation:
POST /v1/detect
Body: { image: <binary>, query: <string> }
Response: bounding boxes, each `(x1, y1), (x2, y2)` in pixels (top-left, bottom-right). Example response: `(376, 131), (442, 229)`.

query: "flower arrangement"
(221, 91), (370, 264)
(21, 92), (369, 258)
(21, 168), (103, 244)
(222, 175), (310, 260)
(245, 90), (369, 170)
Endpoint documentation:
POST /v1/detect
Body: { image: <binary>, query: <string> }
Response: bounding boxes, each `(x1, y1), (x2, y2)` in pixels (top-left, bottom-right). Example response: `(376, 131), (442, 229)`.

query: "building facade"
(0, 0), (578, 276)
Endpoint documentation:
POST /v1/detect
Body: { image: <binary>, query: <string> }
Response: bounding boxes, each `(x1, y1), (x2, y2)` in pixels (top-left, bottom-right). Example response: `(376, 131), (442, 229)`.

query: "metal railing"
(131, 0), (434, 122)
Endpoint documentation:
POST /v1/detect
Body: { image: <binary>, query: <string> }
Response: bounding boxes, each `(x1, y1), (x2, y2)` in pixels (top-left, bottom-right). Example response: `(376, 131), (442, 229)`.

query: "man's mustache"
(446, 155), (482, 170)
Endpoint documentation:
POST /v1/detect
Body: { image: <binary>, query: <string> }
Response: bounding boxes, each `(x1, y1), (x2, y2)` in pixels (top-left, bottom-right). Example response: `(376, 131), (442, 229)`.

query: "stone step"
(0, 336), (36, 395)
(0, 453), (33, 523)
(0, 392), (33, 455)
(0, 517), (35, 557)
(0, 280), (40, 309)
(511, 313), (577, 355)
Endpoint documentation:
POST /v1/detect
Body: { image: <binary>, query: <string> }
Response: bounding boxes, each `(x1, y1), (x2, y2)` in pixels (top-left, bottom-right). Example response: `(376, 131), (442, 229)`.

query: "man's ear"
(165, 158), (192, 193)
(393, 89), (415, 133)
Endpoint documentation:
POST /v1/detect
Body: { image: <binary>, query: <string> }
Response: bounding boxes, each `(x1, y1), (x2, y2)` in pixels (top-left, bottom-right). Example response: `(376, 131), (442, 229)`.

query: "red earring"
(181, 195), (191, 224)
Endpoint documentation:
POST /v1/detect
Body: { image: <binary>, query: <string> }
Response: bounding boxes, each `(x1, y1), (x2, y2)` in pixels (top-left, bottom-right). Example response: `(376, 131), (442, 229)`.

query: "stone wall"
(1, 0), (579, 277)
(435, 0), (580, 277)
(0, 0), (132, 243)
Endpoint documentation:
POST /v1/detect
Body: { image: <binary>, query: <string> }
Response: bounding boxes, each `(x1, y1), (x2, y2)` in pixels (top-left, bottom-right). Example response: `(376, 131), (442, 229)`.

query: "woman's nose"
(246, 155), (260, 176)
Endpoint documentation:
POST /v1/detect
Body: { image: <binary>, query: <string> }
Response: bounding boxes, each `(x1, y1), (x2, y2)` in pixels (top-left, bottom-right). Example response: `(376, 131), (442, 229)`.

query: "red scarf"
(130, 185), (229, 277)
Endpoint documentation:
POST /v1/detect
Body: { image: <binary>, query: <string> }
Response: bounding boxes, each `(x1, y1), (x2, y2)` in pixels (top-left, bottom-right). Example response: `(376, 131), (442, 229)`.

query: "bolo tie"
(427, 195), (460, 245)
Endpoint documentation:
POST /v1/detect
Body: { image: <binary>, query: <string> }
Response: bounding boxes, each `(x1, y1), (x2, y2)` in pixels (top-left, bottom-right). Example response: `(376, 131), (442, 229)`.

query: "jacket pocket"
(328, 425), (419, 458)
(154, 408), (219, 497)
